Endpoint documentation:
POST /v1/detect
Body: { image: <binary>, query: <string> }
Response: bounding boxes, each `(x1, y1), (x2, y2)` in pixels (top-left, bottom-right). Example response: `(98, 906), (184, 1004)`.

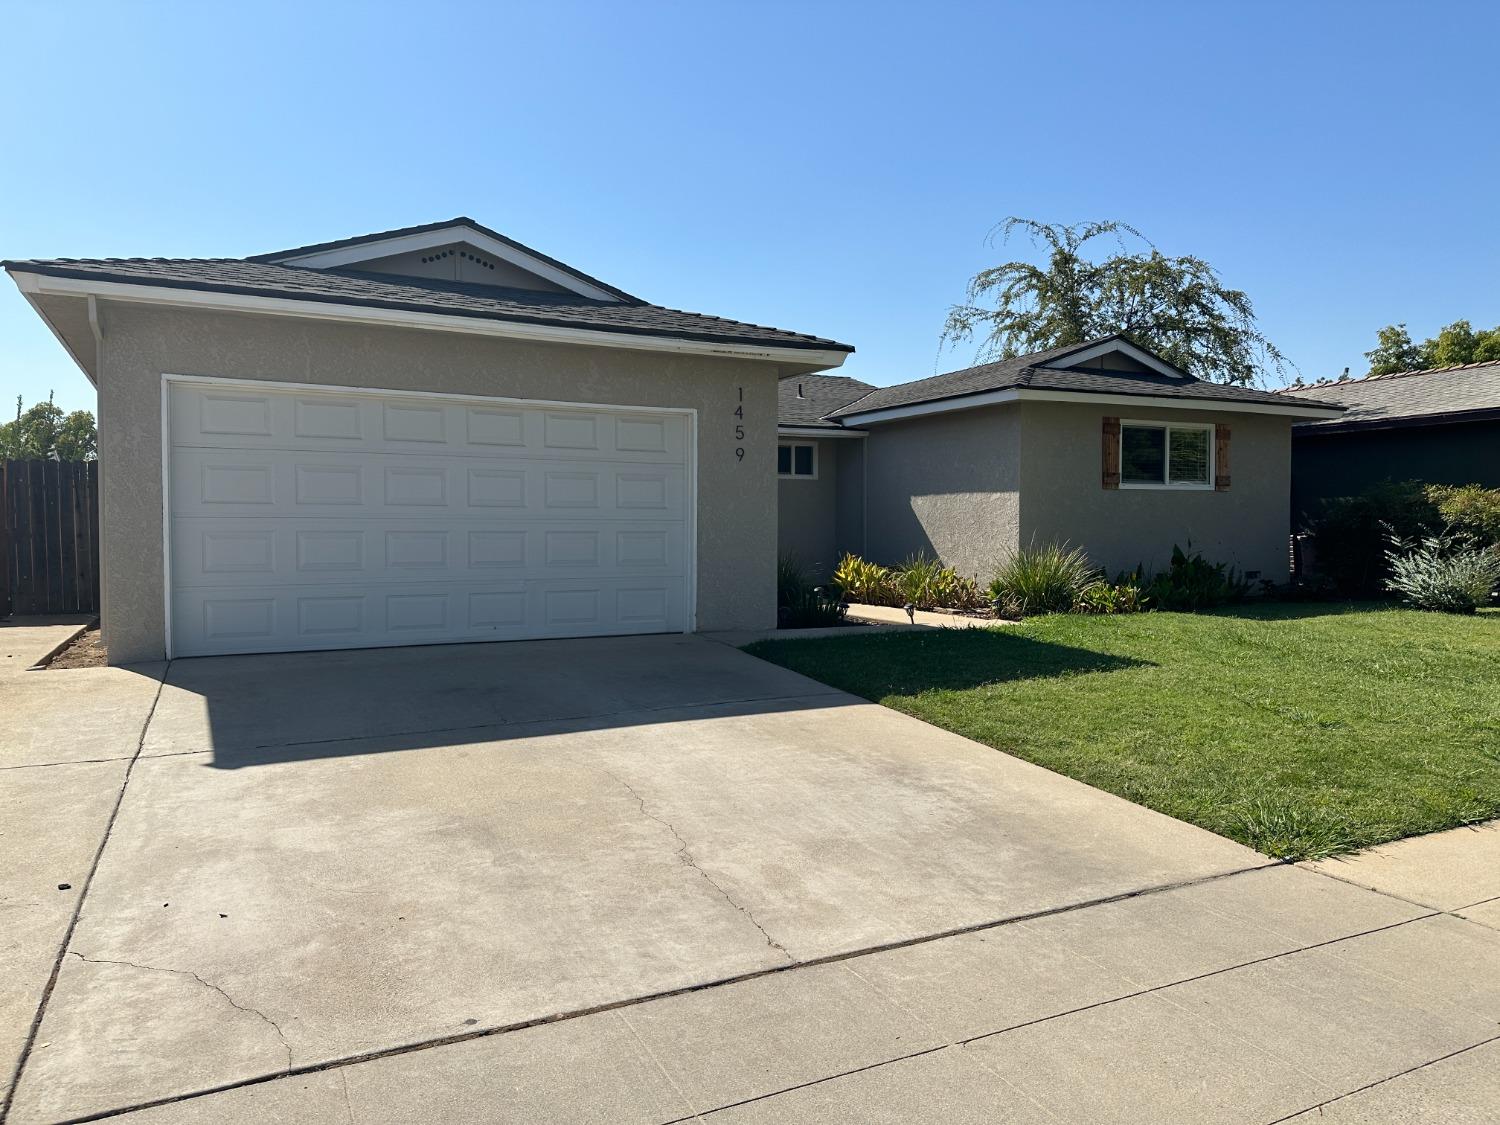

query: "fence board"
(0, 459), (100, 616)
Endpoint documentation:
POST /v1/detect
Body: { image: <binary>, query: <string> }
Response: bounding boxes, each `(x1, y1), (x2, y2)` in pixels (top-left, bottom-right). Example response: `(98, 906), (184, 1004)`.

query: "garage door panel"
(172, 449), (687, 520)
(168, 382), (692, 656)
(172, 577), (688, 655)
(172, 519), (685, 588)
(172, 388), (688, 464)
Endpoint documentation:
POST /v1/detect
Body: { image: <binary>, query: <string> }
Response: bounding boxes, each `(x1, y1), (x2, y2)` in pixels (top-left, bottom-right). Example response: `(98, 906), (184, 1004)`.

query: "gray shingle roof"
(1278, 362), (1500, 429)
(778, 374), (876, 427)
(2, 257), (854, 355)
(244, 216), (641, 302)
(826, 336), (1333, 419)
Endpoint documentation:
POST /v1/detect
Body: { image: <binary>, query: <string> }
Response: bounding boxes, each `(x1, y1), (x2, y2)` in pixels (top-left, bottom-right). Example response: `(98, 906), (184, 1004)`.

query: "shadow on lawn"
(746, 628), (1151, 695)
(1196, 599), (1403, 623)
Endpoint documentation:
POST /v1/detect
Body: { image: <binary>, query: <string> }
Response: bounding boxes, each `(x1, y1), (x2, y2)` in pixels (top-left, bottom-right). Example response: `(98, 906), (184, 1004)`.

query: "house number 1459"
(734, 387), (745, 461)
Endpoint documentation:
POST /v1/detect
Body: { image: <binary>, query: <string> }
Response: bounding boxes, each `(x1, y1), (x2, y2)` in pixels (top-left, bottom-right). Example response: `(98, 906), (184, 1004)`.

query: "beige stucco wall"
(1017, 401), (1293, 582)
(861, 405), (1021, 581)
(94, 302), (782, 663)
(776, 437), (843, 582)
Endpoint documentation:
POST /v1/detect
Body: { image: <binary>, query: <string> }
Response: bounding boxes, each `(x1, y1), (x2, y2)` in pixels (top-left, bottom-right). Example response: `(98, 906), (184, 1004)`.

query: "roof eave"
(1294, 406), (1500, 435)
(836, 385), (1345, 426)
(6, 268), (852, 372)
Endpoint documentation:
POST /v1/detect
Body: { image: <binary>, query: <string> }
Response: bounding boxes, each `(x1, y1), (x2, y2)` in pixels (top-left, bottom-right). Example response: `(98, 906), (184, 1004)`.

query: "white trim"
(10, 271), (851, 372)
(263, 223), (624, 302)
(837, 386), (1342, 426)
(160, 377), (173, 658)
(777, 440), (819, 480)
(159, 373), (701, 656)
(840, 388), (1021, 425)
(1045, 339), (1187, 379)
(776, 424), (866, 439)
(1118, 418), (1215, 491)
(19, 290), (96, 386)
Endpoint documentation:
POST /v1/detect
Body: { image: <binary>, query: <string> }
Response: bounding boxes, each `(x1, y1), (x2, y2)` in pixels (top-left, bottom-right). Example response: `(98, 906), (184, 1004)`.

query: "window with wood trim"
(1118, 421), (1214, 489)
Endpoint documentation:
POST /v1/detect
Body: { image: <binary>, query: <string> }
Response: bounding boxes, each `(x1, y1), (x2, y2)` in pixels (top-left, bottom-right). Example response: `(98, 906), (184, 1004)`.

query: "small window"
(778, 442), (817, 479)
(1120, 422), (1213, 489)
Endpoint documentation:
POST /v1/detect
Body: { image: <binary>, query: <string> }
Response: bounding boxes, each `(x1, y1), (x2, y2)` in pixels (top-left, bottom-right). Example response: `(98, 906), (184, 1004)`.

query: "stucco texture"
(862, 406), (1022, 580)
(776, 437), (842, 581)
(843, 400), (1293, 586)
(94, 302), (781, 663)
(1018, 401), (1294, 582)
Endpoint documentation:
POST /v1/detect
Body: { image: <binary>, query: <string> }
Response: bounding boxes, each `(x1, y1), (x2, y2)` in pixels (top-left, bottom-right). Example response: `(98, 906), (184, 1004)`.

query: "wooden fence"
(0, 459), (100, 617)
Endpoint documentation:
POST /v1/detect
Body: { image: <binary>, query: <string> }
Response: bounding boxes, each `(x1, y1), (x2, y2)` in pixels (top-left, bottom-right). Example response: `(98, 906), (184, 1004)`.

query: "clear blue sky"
(3, 0), (1497, 416)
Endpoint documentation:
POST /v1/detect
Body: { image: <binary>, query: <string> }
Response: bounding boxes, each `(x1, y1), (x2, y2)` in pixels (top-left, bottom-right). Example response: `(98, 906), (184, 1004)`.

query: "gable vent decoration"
(418, 249), (499, 271)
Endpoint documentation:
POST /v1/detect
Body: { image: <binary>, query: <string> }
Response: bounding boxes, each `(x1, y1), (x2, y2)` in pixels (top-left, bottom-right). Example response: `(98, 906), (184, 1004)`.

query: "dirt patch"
(46, 624), (108, 669)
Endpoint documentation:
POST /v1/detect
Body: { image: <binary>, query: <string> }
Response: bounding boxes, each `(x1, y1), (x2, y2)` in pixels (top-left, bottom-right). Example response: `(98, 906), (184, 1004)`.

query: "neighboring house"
(1278, 362), (1500, 520)
(777, 336), (1342, 584)
(4, 218), (852, 662)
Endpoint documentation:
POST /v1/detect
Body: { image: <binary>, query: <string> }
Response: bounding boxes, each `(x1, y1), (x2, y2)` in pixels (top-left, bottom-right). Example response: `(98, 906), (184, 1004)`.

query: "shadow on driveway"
(140, 633), (863, 769)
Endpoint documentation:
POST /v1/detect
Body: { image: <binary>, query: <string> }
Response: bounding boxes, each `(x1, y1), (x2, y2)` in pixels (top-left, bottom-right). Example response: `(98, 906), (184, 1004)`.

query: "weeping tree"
(941, 218), (1290, 385)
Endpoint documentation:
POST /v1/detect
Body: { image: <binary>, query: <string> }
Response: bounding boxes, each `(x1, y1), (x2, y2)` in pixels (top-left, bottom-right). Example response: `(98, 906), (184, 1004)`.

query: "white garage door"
(166, 379), (693, 657)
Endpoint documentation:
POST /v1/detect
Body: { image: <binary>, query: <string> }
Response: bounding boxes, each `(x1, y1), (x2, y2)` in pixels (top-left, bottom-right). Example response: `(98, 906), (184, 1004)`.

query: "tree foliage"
(1365, 320), (1500, 376)
(0, 393), (97, 461)
(941, 218), (1289, 385)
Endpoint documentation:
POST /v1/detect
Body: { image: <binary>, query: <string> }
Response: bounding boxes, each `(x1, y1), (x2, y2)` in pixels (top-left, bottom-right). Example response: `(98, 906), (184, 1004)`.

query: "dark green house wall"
(1291, 418), (1500, 521)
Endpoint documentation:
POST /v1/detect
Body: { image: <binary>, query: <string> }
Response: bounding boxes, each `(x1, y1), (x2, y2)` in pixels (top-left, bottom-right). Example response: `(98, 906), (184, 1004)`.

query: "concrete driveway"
(4, 624), (1498, 1123)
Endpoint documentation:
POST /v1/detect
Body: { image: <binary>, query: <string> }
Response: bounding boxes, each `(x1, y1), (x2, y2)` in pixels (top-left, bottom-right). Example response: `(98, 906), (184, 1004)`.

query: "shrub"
(777, 553), (848, 628)
(1073, 580), (1149, 615)
(831, 553), (897, 605)
(1308, 481), (1439, 595)
(1134, 545), (1252, 611)
(989, 542), (1096, 617)
(1384, 530), (1500, 613)
(831, 552), (986, 611)
(1428, 484), (1500, 546)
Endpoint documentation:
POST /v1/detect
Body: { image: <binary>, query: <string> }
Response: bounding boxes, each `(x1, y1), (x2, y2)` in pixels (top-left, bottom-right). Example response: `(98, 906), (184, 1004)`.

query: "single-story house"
(777, 337), (1343, 584)
(4, 218), (853, 662)
(1277, 361), (1500, 520)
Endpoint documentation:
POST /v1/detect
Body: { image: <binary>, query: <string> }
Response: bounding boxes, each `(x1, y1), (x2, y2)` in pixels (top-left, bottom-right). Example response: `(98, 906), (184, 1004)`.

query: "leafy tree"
(941, 218), (1289, 385)
(0, 393), (97, 461)
(1363, 324), (1428, 377)
(1364, 319), (1500, 376)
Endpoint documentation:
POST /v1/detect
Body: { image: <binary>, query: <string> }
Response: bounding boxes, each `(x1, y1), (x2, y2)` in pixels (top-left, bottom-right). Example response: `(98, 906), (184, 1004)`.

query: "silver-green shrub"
(1384, 531), (1500, 613)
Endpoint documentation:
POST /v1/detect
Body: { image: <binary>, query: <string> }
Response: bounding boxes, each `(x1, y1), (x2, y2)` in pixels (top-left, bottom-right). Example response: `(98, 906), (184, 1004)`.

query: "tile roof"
(3, 258), (853, 355)
(1278, 361), (1500, 429)
(778, 373), (877, 427)
(826, 336), (1332, 419)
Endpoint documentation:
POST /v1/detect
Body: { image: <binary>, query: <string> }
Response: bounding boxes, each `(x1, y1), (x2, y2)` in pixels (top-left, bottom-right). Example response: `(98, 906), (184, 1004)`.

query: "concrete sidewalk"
(97, 863), (1500, 1123)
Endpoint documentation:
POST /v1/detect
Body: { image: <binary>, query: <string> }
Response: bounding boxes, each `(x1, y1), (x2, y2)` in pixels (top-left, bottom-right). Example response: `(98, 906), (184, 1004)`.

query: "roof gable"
(827, 335), (1339, 423)
(247, 217), (639, 303)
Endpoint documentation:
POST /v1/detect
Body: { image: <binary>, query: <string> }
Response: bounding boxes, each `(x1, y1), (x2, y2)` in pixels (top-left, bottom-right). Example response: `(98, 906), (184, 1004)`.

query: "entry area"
(166, 378), (694, 656)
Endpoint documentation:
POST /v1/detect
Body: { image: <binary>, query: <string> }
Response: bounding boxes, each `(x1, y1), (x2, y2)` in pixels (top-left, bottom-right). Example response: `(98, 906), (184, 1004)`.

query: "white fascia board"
(1012, 388), (1346, 418)
(838, 386), (1343, 425)
(1051, 339), (1187, 378)
(10, 271), (851, 371)
(268, 225), (623, 302)
(836, 388), (1021, 426)
(777, 424), (867, 438)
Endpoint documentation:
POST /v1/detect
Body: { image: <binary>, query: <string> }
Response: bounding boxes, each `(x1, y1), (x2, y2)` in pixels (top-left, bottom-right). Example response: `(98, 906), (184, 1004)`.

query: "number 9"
(735, 447), (745, 461)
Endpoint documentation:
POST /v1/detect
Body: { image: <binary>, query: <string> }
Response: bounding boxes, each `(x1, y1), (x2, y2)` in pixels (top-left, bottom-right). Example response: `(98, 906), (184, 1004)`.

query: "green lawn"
(746, 604), (1500, 861)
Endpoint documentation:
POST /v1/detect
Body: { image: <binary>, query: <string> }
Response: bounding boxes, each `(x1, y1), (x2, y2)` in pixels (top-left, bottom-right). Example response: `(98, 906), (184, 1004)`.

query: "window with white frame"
(777, 442), (817, 478)
(1120, 421), (1213, 489)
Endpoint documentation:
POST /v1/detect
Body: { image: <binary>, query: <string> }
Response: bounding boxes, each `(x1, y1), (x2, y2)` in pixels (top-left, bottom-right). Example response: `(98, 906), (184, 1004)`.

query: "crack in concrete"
(607, 771), (793, 961)
(70, 952), (293, 1072)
